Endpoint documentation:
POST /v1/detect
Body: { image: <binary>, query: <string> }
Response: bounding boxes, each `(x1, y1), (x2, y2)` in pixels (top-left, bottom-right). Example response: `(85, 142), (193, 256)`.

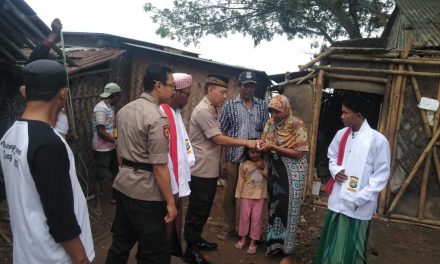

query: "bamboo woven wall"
(392, 64), (440, 220)
(67, 54), (131, 196)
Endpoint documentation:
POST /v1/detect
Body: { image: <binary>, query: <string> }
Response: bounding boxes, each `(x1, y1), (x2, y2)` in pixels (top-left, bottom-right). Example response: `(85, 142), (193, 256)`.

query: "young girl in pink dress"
(234, 147), (268, 254)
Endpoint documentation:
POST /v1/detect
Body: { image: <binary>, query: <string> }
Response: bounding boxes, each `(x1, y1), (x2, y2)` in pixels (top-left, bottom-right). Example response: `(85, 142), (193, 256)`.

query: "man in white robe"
(160, 73), (195, 257)
(316, 92), (391, 264)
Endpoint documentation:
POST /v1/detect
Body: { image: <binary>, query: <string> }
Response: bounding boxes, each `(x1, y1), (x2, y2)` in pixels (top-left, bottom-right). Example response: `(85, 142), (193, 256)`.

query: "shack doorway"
(314, 88), (383, 197)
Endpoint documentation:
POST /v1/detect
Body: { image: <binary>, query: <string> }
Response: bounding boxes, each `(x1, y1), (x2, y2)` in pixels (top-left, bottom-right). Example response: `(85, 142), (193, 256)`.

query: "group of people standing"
(0, 37), (391, 264)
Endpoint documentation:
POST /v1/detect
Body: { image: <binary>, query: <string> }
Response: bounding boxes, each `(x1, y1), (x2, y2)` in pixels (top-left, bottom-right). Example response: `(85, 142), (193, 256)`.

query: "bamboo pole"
(378, 64), (395, 215)
(408, 66), (432, 138)
(329, 54), (440, 66)
(326, 73), (388, 83)
(389, 73), (407, 176)
(277, 72), (317, 86)
(296, 70), (316, 84)
(299, 48), (333, 71)
(306, 70), (325, 198)
(314, 66), (440, 78)
(0, 230), (11, 244)
(407, 65), (440, 183)
(433, 82), (440, 184)
(391, 214), (440, 227)
(388, 128), (440, 213)
(313, 199), (328, 207)
(329, 47), (440, 56)
(418, 150), (432, 219)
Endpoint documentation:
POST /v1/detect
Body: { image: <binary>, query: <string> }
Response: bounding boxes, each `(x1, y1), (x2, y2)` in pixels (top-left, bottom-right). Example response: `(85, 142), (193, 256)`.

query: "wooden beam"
(326, 73), (387, 83)
(299, 48), (333, 71)
(329, 54), (440, 66)
(277, 72), (317, 86)
(306, 70), (324, 198)
(315, 66), (440, 78)
(391, 214), (440, 227)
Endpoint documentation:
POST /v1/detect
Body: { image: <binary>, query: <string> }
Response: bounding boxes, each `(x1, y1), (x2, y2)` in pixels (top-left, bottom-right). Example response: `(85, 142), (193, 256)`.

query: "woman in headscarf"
(259, 94), (308, 264)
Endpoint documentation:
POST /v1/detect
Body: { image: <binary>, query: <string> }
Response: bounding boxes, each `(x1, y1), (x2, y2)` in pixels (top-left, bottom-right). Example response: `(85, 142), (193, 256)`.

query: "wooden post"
(378, 64), (396, 215)
(433, 82), (440, 183)
(388, 128), (440, 213)
(408, 66), (432, 138)
(306, 70), (325, 198)
(418, 151), (432, 219)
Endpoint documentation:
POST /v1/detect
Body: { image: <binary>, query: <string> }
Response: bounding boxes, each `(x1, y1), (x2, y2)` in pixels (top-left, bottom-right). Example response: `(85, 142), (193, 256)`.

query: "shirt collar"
(140, 92), (160, 106)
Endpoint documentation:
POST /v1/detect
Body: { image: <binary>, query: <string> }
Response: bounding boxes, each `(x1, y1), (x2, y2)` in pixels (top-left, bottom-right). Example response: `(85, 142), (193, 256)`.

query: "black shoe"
(195, 238), (218, 251)
(182, 247), (211, 264)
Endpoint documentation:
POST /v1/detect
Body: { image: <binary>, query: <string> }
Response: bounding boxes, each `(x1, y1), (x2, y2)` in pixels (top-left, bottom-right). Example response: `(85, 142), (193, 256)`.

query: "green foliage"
(144, 0), (394, 47)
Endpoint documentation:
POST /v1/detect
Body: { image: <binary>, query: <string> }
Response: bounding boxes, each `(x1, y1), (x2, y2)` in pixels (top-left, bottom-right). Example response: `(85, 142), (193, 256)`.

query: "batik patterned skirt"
(266, 154), (307, 256)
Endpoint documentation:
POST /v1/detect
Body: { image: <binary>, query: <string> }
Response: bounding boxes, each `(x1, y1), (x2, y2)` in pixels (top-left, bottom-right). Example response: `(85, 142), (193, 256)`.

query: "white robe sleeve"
(353, 135), (391, 207)
(327, 130), (345, 178)
(167, 154), (179, 195)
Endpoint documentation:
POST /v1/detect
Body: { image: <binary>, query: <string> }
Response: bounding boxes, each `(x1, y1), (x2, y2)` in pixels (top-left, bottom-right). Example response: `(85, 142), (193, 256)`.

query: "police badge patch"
(163, 125), (170, 140)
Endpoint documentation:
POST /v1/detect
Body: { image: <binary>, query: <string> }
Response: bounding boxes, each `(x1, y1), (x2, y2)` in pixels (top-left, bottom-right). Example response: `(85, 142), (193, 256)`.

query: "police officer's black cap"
(238, 71), (257, 85)
(342, 92), (371, 118)
(23, 59), (67, 94)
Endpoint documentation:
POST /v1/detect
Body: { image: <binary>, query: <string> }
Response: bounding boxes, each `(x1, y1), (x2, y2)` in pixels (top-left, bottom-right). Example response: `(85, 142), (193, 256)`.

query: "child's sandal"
(246, 244), (257, 254)
(234, 240), (246, 249)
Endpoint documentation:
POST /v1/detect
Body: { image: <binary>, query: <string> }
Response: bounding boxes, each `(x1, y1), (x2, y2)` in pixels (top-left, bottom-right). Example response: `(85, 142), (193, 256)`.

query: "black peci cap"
(23, 59), (67, 94)
(342, 92), (371, 118)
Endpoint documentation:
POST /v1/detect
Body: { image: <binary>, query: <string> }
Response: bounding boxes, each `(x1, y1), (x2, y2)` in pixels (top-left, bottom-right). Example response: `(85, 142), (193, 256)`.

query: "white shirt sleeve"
(328, 130), (345, 178)
(55, 111), (69, 136)
(167, 154), (179, 195)
(353, 135), (391, 207)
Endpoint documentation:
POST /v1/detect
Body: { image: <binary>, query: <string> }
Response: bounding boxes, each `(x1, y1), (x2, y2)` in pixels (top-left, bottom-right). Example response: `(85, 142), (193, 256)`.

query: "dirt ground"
(1, 184), (440, 264)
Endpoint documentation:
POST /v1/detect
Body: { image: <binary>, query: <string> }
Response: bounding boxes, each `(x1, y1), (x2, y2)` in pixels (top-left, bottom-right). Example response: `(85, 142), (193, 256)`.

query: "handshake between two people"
(245, 139), (276, 153)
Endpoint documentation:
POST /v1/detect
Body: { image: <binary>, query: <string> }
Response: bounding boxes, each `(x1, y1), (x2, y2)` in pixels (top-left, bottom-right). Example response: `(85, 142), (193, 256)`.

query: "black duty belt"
(121, 159), (152, 172)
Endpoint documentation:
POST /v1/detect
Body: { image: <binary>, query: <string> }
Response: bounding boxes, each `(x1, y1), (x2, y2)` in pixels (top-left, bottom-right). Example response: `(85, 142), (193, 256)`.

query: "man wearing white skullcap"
(160, 73), (195, 257)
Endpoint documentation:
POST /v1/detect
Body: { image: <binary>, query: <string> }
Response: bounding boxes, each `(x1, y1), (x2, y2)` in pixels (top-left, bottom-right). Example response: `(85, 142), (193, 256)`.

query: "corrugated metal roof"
(65, 48), (126, 74)
(19, 47), (126, 75)
(0, 0), (50, 63)
(387, 0), (440, 48)
(123, 42), (260, 73)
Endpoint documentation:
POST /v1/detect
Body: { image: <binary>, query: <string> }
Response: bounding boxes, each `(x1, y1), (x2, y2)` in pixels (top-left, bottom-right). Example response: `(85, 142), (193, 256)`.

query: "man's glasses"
(163, 82), (176, 89)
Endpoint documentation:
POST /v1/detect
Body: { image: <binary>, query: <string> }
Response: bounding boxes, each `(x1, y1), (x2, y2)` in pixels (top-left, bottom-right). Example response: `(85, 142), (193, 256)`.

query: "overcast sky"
(26, 0), (315, 75)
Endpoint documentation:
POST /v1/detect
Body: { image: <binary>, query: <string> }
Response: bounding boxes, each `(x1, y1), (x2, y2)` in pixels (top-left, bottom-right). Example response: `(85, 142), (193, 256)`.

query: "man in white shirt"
(91, 83), (121, 214)
(160, 73), (195, 257)
(316, 92), (391, 264)
(0, 59), (94, 264)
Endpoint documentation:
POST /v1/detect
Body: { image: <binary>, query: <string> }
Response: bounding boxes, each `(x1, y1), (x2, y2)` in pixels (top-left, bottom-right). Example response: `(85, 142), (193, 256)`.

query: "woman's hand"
(258, 142), (275, 152)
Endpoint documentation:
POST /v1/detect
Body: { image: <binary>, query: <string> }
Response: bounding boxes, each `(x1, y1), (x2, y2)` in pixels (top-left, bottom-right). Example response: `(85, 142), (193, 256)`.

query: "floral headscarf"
(261, 95), (308, 151)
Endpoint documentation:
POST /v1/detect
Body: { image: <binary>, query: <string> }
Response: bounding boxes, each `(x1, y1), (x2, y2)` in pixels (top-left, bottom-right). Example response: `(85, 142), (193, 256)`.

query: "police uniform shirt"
(113, 93), (170, 201)
(189, 96), (222, 178)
